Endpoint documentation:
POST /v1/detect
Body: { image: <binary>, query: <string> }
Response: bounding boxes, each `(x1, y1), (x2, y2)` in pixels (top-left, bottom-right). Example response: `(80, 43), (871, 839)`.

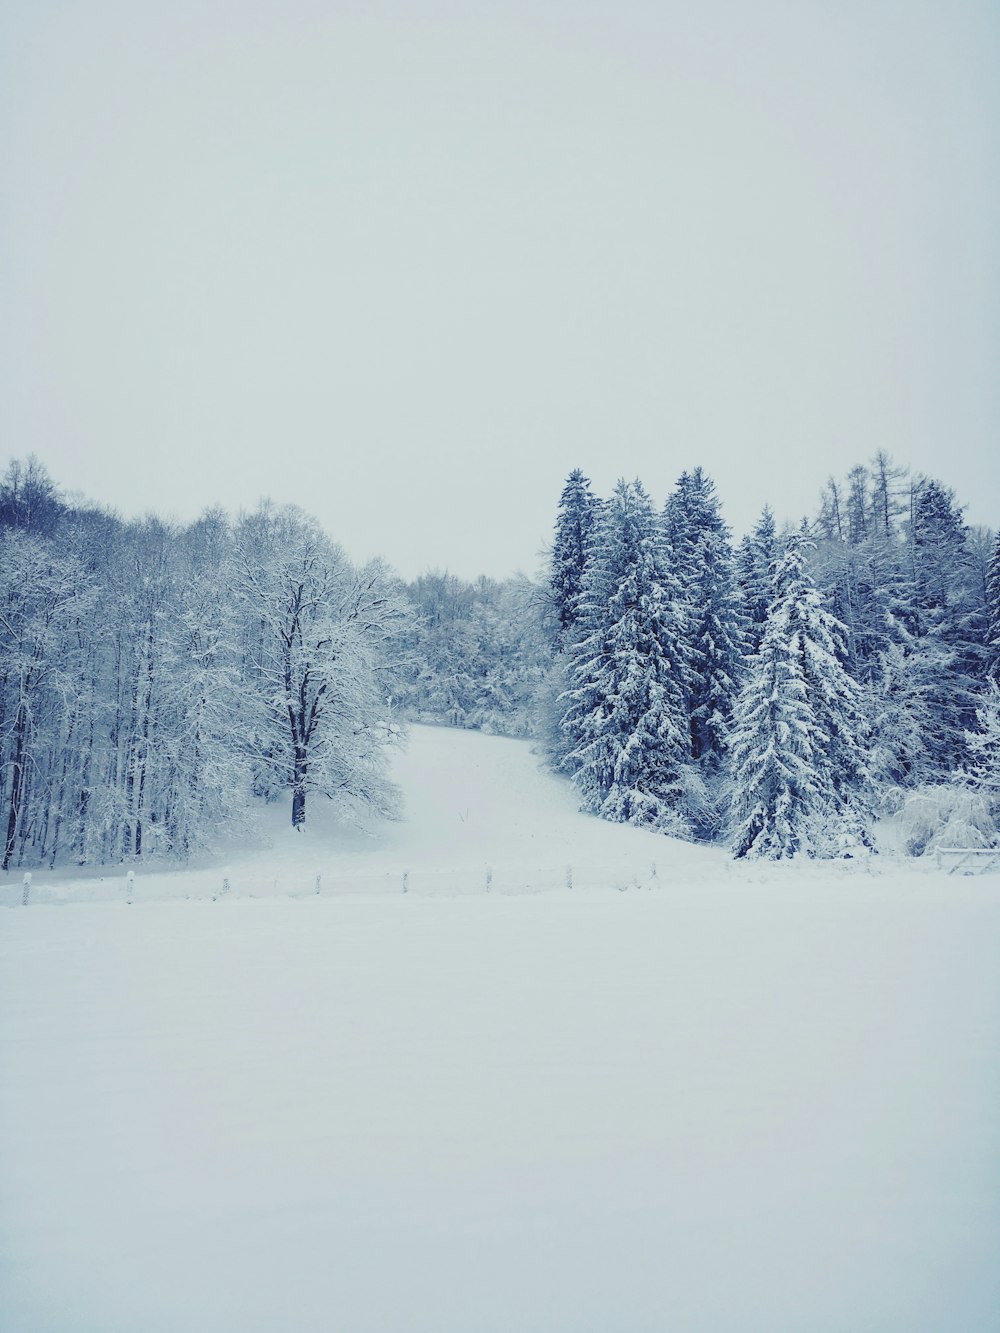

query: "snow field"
(2, 726), (1000, 1331)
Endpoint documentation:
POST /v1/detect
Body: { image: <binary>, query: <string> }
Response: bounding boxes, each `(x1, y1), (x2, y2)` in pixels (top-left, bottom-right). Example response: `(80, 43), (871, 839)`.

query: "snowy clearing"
(2, 726), (999, 1332)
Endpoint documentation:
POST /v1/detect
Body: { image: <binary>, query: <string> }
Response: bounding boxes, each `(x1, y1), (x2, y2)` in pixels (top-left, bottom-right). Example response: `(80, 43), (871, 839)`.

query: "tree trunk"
(291, 747), (307, 828)
(291, 784), (306, 828)
(2, 710), (26, 870)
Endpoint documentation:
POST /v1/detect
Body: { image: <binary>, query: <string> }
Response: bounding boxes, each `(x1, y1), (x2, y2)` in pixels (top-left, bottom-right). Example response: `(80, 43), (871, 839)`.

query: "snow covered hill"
(2, 723), (721, 906)
(2, 726), (999, 1331)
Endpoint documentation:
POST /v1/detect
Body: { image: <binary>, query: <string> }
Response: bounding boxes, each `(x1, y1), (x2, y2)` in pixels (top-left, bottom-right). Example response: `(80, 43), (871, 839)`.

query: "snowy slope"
(2, 726), (999, 1332)
(2, 724), (719, 905)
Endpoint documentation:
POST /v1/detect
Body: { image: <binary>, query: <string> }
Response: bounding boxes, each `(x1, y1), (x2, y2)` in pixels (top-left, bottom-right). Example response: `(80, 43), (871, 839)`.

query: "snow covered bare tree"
(0, 456), (63, 537)
(965, 679), (1000, 826)
(400, 571), (550, 735)
(0, 533), (94, 868)
(233, 505), (409, 829)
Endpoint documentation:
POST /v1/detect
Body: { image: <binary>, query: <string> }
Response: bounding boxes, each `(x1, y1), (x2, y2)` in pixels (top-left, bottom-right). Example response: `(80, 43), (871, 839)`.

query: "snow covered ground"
(2, 726), (999, 1331)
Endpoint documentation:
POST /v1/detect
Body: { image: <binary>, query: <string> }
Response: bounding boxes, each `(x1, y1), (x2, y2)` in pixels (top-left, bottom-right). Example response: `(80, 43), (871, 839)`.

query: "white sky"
(1, 0), (998, 580)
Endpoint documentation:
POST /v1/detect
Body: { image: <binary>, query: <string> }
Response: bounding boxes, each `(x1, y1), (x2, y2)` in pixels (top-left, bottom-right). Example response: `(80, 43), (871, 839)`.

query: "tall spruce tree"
(906, 479), (985, 772)
(549, 469), (597, 649)
(663, 468), (744, 768)
(736, 506), (777, 657)
(560, 479), (691, 833)
(729, 535), (872, 858)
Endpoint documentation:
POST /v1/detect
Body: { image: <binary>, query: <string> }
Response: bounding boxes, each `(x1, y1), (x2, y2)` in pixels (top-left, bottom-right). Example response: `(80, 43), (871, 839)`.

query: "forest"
(0, 453), (997, 869)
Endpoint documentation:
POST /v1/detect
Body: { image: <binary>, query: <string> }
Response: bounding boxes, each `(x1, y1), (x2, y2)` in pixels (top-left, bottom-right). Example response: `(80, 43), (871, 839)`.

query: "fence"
(933, 846), (1000, 876)
(2, 859), (669, 908)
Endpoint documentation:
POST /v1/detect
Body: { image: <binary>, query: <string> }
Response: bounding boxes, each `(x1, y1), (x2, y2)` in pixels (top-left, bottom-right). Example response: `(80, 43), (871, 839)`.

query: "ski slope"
(2, 725), (999, 1331)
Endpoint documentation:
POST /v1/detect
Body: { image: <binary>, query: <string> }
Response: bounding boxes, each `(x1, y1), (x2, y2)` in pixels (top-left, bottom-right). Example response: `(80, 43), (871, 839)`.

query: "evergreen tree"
(811, 463), (991, 787)
(906, 479), (985, 772)
(728, 599), (822, 859)
(664, 468), (744, 768)
(911, 480), (971, 610)
(729, 536), (872, 858)
(549, 469), (597, 648)
(560, 479), (691, 833)
(735, 506), (777, 657)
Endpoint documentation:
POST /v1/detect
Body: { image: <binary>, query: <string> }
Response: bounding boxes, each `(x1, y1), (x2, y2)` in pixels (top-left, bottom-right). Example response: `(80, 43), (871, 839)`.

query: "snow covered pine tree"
(560, 479), (692, 833)
(549, 468), (598, 650)
(735, 506), (777, 658)
(663, 468), (745, 766)
(728, 534), (873, 858)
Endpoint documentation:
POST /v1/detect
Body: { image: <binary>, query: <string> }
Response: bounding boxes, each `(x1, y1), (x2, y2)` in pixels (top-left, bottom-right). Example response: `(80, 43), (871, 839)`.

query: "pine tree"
(729, 535), (872, 858)
(809, 462), (991, 790)
(735, 506), (777, 657)
(728, 603), (822, 859)
(560, 479), (691, 833)
(549, 469), (597, 649)
(664, 468), (744, 768)
(906, 479), (985, 772)
(911, 480), (970, 610)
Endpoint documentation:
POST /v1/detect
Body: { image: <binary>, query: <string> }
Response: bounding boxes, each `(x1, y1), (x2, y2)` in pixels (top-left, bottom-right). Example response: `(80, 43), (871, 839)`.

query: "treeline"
(542, 458), (1000, 857)
(1, 454), (997, 869)
(0, 460), (409, 869)
(395, 572), (549, 736)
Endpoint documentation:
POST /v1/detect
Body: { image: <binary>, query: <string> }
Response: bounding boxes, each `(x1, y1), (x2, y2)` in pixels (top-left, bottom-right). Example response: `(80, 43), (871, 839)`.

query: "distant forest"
(0, 454), (997, 869)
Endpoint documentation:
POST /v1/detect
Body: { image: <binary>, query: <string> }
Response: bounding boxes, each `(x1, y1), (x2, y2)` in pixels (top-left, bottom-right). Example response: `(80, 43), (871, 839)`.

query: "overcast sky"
(1, 0), (997, 579)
